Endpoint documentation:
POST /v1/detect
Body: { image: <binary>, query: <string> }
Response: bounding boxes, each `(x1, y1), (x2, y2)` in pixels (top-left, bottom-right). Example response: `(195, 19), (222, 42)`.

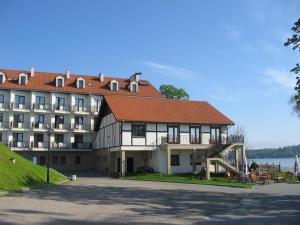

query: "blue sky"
(0, 0), (299, 149)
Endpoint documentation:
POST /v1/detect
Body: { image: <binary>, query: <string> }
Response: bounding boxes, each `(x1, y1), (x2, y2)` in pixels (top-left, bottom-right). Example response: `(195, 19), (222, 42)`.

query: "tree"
(284, 18), (300, 115)
(159, 85), (189, 100)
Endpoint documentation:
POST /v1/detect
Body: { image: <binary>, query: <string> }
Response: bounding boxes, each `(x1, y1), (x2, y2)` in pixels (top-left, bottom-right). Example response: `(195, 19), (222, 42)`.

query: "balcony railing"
(52, 123), (71, 130)
(0, 102), (10, 110)
(71, 124), (92, 131)
(10, 141), (30, 148)
(0, 121), (9, 128)
(72, 142), (92, 149)
(11, 103), (31, 110)
(32, 103), (50, 111)
(52, 104), (70, 111)
(90, 106), (101, 113)
(32, 122), (46, 129)
(10, 122), (29, 129)
(72, 105), (89, 113)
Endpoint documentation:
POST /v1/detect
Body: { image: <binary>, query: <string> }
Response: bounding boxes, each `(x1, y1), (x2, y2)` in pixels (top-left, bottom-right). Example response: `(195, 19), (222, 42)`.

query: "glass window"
(190, 126), (201, 144)
(34, 133), (44, 142)
(75, 156), (81, 165)
(55, 115), (64, 125)
(60, 156), (66, 165)
(53, 156), (59, 165)
(0, 94), (4, 103)
(75, 134), (83, 143)
(112, 82), (118, 90)
(132, 124), (145, 137)
(131, 83), (137, 92)
(36, 96), (45, 106)
(75, 98), (84, 107)
(54, 134), (64, 143)
(14, 114), (24, 123)
(15, 95), (25, 104)
(56, 97), (65, 106)
(0, 113), (3, 123)
(94, 99), (101, 109)
(0, 132), (2, 142)
(57, 78), (63, 87)
(0, 75), (4, 83)
(39, 156), (46, 165)
(35, 115), (44, 124)
(13, 133), (23, 142)
(171, 155), (180, 166)
(211, 127), (221, 144)
(75, 116), (83, 125)
(20, 76), (27, 85)
(168, 126), (179, 143)
(32, 156), (37, 164)
(78, 80), (84, 88)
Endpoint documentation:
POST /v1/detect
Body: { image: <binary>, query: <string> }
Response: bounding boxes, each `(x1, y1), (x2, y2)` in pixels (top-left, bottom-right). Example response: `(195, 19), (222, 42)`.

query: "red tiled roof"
(104, 95), (235, 125)
(0, 68), (162, 97)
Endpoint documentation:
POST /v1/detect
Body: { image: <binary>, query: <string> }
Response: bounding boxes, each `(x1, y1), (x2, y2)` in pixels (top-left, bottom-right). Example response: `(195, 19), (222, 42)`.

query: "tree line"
(246, 145), (300, 159)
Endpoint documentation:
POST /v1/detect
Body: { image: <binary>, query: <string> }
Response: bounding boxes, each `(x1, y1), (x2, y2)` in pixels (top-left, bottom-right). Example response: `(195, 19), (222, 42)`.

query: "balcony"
(72, 105), (89, 114)
(0, 121), (9, 129)
(10, 122), (30, 129)
(51, 142), (92, 150)
(90, 106), (100, 114)
(9, 141), (30, 149)
(32, 122), (47, 130)
(52, 104), (70, 112)
(71, 123), (92, 132)
(11, 102), (31, 111)
(0, 102), (10, 110)
(52, 123), (71, 130)
(32, 103), (50, 111)
(32, 141), (47, 149)
(72, 142), (92, 149)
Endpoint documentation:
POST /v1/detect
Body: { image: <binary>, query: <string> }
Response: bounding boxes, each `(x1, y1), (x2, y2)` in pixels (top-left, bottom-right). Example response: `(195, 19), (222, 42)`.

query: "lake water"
(248, 158), (296, 172)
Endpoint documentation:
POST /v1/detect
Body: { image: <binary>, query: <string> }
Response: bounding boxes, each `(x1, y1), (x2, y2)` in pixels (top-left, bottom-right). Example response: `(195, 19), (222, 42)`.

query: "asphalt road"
(0, 174), (300, 225)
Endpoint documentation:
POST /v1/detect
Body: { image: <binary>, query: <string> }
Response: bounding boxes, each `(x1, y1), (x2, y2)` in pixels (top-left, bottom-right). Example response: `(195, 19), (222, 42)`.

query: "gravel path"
(0, 175), (299, 225)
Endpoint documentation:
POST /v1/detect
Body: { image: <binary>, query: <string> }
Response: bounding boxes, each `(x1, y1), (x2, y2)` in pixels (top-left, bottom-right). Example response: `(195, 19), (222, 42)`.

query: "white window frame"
(0, 72), (6, 84)
(130, 81), (138, 92)
(76, 78), (85, 89)
(56, 76), (64, 87)
(110, 80), (118, 91)
(18, 73), (28, 85)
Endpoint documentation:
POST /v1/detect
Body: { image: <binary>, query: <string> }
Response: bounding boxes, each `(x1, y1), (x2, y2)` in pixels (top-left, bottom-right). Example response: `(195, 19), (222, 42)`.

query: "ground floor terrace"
(0, 175), (299, 225)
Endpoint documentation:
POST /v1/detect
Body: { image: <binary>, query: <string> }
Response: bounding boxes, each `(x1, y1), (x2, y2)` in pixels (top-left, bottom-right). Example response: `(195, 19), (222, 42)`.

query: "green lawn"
(122, 173), (252, 188)
(0, 144), (68, 192)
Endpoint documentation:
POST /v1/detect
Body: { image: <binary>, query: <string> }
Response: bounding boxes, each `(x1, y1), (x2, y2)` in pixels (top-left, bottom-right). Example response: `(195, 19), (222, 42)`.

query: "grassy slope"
(0, 144), (67, 191)
(122, 174), (252, 188)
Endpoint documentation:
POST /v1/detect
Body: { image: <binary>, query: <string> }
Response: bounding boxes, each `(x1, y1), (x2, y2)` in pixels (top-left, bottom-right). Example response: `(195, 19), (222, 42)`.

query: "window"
(190, 126), (201, 144)
(35, 115), (44, 124)
(110, 81), (118, 91)
(53, 156), (59, 165)
(132, 124), (145, 137)
(0, 74), (4, 83)
(94, 99), (101, 111)
(0, 113), (3, 123)
(13, 133), (23, 142)
(56, 77), (64, 87)
(60, 156), (66, 165)
(39, 156), (46, 165)
(54, 134), (64, 143)
(55, 115), (64, 126)
(32, 156), (37, 164)
(19, 75), (27, 85)
(211, 127), (221, 144)
(34, 133), (44, 142)
(75, 116), (83, 125)
(0, 94), (4, 103)
(171, 155), (180, 166)
(168, 126), (179, 143)
(36, 96), (45, 106)
(0, 132), (2, 142)
(131, 83), (138, 92)
(56, 97), (65, 106)
(77, 79), (85, 88)
(75, 134), (83, 143)
(75, 156), (81, 165)
(75, 98), (84, 108)
(15, 95), (25, 105)
(14, 114), (24, 123)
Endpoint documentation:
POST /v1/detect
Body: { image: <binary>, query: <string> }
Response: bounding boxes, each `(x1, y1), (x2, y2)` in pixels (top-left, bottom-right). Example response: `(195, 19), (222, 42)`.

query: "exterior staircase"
(207, 157), (239, 174)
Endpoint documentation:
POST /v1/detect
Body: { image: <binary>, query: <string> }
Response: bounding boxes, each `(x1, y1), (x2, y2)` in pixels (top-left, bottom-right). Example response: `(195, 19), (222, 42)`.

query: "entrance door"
(127, 157), (134, 173)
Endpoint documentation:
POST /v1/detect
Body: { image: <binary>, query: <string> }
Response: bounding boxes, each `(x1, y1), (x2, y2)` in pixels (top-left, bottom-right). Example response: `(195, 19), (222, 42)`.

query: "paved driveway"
(0, 174), (300, 225)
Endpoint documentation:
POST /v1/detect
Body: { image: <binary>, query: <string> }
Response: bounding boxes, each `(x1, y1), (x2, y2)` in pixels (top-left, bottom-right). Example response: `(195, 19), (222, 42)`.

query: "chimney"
(131, 72), (142, 82)
(99, 73), (105, 82)
(66, 70), (70, 79)
(30, 67), (35, 77)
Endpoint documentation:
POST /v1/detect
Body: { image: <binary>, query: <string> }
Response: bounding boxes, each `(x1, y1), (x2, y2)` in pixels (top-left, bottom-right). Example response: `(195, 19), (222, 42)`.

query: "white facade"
(95, 113), (229, 174)
(0, 89), (102, 152)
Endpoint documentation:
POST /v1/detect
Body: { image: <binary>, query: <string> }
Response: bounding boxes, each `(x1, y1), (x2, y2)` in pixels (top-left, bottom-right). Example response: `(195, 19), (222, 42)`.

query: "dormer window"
(0, 72), (5, 84)
(110, 80), (118, 91)
(56, 76), (64, 87)
(18, 74), (28, 85)
(76, 78), (85, 89)
(130, 82), (138, 92)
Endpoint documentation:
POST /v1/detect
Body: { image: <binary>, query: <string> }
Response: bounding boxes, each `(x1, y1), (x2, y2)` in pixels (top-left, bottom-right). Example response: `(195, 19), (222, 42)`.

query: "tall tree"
(284, 18), (300, 116)
(159, 85), (189, 100)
